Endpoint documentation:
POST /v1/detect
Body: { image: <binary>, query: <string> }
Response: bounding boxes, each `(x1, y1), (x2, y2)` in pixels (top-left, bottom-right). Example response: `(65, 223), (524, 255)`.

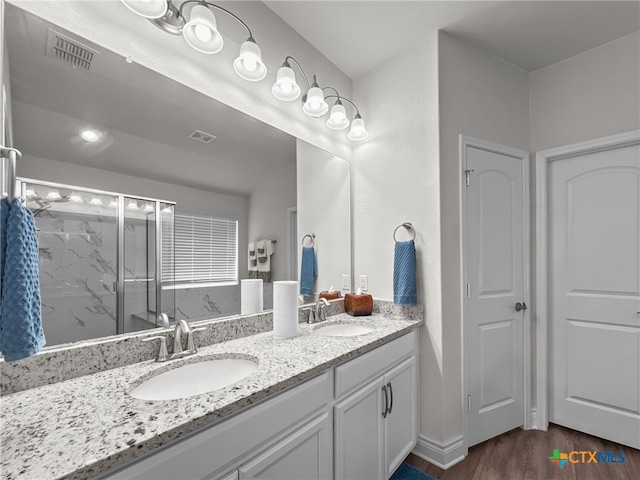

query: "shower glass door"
(23, 181), (119, 346)
(122, 197), (175, 332)
(21, 180), (176, 346)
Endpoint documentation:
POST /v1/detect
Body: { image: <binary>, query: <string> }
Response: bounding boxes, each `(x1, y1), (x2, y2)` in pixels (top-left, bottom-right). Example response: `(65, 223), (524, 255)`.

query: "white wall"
(352, 35), (441, 441)
(297, 139), (351, 294)
(530, 31), (640, 151)
(437, 32), (530, 442)
(248, 163), (296, 282)
(352, 30), (530, 453)
(9, 0), (353, 160)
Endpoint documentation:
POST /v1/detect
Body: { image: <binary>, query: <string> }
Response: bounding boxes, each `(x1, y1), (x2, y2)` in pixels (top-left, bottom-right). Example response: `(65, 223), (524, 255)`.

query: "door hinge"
(464, 169), (475, 186)
(467, 395), (471, 411)
(466, 283), (471, 298)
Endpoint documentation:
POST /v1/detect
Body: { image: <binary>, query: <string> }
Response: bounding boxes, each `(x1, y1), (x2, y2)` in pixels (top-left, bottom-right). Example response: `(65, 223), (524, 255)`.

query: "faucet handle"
(302, 307), (315, 324)
(186, 327), (207, 353)
(143, 336), (168, 362)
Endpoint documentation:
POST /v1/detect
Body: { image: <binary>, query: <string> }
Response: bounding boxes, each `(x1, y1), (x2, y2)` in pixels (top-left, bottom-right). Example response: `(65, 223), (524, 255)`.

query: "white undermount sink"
(130, 357), (259, 401)
(313, 322), (375, 337)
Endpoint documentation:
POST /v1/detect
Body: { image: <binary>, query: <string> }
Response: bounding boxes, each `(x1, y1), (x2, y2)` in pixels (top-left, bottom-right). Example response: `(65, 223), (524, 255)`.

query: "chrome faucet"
(157, 312), (170, 328)
(314, 298), (330, 323)
(171, 319), (205, 358)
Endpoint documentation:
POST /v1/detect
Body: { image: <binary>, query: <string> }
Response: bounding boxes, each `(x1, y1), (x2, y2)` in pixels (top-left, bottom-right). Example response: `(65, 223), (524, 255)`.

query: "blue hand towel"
(1, 198), (46, 361)
(394, 240), (417, 305)
(300, 246), (317, 296)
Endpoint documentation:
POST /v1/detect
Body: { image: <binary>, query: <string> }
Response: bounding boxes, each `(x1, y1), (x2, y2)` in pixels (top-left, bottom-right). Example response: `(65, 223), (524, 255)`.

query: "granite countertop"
(0, 312), (422, 480)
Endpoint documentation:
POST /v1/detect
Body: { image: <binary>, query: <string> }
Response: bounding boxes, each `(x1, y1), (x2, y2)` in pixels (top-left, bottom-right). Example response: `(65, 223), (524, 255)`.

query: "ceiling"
(264, 1), (640, 79)
(6, 3), (296, 198)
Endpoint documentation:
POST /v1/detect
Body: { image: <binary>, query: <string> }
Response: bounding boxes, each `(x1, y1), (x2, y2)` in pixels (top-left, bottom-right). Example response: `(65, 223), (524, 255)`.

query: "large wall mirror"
(1, 1), (351, 348)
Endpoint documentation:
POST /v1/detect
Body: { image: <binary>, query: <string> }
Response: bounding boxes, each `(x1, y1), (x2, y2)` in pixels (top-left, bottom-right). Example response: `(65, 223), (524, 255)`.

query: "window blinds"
(163, 212), (238, 285)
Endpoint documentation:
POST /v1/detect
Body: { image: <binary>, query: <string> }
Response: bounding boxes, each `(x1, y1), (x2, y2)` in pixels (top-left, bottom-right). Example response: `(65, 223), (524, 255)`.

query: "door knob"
(515, 302), (527, 312)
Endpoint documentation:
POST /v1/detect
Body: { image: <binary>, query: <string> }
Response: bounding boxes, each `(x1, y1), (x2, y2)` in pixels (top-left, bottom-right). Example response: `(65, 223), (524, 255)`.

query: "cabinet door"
(334, 378), (385, 480)
(239, 413), (332, 480)
(384, 356), (418, 478)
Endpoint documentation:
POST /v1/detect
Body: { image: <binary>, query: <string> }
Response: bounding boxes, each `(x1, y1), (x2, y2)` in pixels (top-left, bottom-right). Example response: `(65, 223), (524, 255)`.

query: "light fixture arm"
(324, 94), (361, 117)
(283, 56), (311, 90)
(178, 0), (254, 40)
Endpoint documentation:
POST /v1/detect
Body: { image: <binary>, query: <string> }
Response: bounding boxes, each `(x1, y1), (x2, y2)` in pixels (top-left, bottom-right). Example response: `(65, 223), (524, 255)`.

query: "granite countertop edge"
(1, 313), (422, 480)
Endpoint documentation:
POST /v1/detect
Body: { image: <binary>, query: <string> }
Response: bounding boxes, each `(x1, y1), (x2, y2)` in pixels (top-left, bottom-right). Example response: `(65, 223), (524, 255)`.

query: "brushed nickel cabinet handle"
(382, 385), (388, 418)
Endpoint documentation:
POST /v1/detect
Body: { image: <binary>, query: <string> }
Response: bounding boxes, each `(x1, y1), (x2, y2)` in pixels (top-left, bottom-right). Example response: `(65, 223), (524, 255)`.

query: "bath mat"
(390, 462), (439, 480)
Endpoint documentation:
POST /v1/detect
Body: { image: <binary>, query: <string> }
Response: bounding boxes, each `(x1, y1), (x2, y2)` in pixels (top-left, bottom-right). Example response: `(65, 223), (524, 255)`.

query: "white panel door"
(549, 143), (640, 449)
(466, 144), (527, 447)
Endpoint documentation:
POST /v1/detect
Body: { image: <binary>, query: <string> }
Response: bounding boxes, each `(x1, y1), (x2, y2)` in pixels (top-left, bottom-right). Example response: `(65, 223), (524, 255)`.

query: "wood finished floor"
(406, 423), (640, 480)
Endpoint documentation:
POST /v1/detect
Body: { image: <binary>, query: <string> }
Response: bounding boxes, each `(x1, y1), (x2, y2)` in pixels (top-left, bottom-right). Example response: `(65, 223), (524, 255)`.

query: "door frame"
(534, 129), (640, 431)
(460, 135), (532, 452)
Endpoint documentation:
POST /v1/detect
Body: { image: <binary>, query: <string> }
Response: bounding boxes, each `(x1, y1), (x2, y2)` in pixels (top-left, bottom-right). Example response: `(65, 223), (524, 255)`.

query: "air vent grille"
(188, 130), (217, 144)
(46, 29), (98, 71)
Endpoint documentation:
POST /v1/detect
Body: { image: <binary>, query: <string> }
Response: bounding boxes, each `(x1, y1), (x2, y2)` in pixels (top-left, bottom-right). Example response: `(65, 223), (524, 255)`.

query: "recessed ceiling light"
(80, 129), (100, 142)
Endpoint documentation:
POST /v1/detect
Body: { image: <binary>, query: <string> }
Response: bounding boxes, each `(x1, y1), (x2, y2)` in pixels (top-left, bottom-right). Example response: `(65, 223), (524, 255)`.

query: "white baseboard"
(411, 434), (466, 470)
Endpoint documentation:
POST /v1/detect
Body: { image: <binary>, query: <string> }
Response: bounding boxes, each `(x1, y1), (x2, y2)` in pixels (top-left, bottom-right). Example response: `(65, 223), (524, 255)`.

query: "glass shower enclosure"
(18, 178), (175, 346)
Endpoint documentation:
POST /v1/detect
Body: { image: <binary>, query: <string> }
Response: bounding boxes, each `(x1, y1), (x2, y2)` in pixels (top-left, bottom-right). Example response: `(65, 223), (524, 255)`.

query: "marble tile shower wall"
(36, 208), (119, 346)
(35, 206), (266, 344)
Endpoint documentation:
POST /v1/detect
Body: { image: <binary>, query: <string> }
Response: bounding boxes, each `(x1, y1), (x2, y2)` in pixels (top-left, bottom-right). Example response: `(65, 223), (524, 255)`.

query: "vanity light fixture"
(120, 1), (369, 140)
(109, 199), (118, 208)
(89, 196), (104, 206)
(324, 93), (369, 140)
(120, 0), (266, 81)
(120, 0), (169, 19)
(272, 57), (369, 140)
(126, 199), (140, 210)
(143, 203), (155, 213)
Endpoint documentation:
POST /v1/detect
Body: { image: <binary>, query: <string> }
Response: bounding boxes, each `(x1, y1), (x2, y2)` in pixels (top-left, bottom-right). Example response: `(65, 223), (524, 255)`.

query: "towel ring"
(393, 222), (415, 242)
(302, 233), (315, 247)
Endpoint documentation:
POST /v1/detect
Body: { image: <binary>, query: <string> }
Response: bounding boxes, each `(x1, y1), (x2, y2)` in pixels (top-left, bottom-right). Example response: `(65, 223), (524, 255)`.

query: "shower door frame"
(18, 177), (175, 335)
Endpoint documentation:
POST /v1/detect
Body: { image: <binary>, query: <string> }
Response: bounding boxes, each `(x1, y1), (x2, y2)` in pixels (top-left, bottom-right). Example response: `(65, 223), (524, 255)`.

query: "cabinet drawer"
(334, 331), (416, 398)
(104, 371), (333, 480)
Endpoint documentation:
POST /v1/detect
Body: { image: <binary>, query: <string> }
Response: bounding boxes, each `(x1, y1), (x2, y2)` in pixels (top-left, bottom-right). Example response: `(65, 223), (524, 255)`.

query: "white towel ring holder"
(393, 222), (415, 242)
(302, 233), (315, 247)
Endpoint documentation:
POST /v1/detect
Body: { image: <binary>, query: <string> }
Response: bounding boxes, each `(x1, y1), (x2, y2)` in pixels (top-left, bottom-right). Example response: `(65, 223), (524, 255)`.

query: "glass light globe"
(272, 66), (301, 101)
(233, 40), (267, 81)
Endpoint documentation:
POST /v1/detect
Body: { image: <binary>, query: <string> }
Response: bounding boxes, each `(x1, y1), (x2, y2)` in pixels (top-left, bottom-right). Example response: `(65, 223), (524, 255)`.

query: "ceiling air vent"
(46, 29), (99, 71)
(188, 130), (217, 144)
